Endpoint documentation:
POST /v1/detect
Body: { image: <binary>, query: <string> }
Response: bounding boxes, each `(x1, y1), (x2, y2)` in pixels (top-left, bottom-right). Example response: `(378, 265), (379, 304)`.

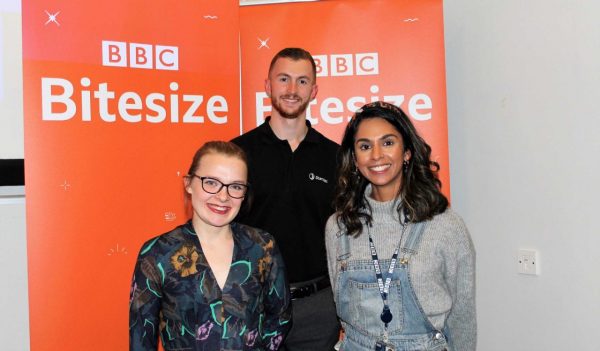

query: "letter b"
(331, 54), (353, 76)
(102, 41), (127, 67)
(41, 78), (76, 121)
(130, 43), (153, 69)
(313, 55), (328, 77)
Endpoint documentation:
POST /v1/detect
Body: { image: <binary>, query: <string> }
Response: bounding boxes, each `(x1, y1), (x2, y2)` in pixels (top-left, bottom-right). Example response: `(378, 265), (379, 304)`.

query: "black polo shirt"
(232, 117), (339, 283)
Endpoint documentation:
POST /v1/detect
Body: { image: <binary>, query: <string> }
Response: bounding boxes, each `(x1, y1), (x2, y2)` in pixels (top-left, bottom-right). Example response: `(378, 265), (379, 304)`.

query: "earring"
(403, 160), (409, 172)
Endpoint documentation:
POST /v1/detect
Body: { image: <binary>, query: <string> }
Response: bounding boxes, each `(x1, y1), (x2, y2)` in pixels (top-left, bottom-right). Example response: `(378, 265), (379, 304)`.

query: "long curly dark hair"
(334, 101), (448, 236)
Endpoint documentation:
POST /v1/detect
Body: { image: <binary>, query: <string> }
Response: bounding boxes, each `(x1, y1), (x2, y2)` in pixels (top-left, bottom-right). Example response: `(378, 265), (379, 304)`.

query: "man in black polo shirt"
(232, 48), (340, 350)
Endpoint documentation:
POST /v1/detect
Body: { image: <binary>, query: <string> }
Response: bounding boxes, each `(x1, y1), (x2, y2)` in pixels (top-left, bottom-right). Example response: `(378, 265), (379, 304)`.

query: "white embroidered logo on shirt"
(308, 172), (328, 184)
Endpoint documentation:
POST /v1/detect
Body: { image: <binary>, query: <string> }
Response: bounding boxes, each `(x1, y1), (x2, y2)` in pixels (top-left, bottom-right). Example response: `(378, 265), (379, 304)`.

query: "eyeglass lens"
(200, 177), (247, 198)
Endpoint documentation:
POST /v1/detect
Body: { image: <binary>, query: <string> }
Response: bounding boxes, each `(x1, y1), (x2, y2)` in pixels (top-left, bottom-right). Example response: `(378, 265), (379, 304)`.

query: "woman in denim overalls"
(325, 102), (476, 351)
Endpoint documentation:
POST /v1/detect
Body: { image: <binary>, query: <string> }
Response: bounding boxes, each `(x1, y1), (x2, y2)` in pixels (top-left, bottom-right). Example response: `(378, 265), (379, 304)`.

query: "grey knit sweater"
(325, 194), (477, 351)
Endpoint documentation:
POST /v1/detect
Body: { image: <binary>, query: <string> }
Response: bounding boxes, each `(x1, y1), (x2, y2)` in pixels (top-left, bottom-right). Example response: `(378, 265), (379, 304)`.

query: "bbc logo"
(102, 40), (178, 71)
(313, 53), (379, 77)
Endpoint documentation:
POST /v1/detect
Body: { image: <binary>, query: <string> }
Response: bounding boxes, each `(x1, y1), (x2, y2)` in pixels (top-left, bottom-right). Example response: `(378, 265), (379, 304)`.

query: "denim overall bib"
(335, 222), (449, 351)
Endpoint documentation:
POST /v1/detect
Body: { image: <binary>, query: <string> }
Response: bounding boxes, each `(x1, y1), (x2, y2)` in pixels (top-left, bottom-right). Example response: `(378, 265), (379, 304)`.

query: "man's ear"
(264, 78), (271, 98)
(310, 83), (318, 101)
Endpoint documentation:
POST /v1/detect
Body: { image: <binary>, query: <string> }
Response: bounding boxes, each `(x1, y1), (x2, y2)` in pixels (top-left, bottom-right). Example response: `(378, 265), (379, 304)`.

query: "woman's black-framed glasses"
(191, 175), (248, 199)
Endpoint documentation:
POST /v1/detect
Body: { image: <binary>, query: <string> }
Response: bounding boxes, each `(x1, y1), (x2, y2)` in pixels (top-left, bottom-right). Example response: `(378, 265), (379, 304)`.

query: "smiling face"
(354, 117), (411, 202)
(265, 57), (318, 119)
(185, 153), (248, 231)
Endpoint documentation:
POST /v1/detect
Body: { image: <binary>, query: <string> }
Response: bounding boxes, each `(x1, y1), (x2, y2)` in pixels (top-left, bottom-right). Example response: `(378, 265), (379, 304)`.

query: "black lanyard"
(367, 224), (407, 328)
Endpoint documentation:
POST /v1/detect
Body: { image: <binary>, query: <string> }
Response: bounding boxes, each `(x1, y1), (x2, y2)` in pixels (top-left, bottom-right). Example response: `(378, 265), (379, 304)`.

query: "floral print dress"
(129, 221), (291, 351)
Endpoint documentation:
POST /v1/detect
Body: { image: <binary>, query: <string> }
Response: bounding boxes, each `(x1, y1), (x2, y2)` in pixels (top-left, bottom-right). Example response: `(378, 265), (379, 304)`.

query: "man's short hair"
(268, 47), (317, 80)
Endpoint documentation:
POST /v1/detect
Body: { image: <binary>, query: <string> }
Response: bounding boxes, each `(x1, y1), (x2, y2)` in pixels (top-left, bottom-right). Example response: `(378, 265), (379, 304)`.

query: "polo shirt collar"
(258, 116), (320, 145)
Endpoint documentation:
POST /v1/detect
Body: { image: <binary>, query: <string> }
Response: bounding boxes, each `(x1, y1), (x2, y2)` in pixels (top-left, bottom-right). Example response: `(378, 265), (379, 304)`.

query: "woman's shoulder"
(231, 222), (276, 247)
(427, 208), (473, 250)
(325, 212), (345, 236)
(136, 223), (193, 257)
(430, 207), (467, 228)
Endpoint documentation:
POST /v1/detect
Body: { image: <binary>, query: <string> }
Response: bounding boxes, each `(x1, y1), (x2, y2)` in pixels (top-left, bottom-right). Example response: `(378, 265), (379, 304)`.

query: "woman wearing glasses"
(129, 141), (291, 351)
(325, 102), (476, 351)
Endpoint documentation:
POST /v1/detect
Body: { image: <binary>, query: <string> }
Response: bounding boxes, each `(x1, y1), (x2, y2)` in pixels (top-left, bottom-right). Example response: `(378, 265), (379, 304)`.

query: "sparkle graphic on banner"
(165, 212), (177, 222)
(44, 10), (61, 26)
(203, 15), (218, 20)
(107, 244), (128, 256)
(59, 180), (71, 191)
(403, 18), (419, 23)
(257, 37), (270, 50)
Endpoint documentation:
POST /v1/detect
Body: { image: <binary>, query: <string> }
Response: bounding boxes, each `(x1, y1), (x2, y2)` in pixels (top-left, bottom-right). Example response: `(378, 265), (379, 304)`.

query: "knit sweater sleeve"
(325, 214), (341, 303)
(445, 213), (477, 351)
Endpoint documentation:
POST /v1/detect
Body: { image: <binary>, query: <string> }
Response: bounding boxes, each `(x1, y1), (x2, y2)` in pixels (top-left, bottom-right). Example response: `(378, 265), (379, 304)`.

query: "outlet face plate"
(518, 249), (538, 275)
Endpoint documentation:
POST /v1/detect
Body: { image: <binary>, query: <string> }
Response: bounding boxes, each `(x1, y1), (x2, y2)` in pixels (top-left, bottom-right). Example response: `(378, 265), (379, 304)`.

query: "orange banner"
(22, 1), (240, 350)
(240, 0), (450, 194)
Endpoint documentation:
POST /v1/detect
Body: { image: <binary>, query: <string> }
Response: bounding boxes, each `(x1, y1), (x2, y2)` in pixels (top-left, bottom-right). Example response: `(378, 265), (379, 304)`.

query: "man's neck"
(268, 114), (309, 151)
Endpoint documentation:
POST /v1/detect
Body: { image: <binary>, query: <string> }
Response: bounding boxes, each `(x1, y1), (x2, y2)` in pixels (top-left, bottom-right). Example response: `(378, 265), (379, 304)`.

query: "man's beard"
(271, 94), (311, 119)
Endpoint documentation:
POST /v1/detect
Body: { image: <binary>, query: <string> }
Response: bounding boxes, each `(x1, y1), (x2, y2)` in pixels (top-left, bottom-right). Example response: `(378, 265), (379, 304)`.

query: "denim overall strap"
(337, 231), (351, 261)
(402, 222), (425, 255)
(389, 221), (448, 350)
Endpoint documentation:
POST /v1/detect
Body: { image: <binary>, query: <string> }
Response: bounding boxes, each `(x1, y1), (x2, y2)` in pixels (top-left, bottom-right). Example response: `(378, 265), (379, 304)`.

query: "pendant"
(380, 306), (393, 324)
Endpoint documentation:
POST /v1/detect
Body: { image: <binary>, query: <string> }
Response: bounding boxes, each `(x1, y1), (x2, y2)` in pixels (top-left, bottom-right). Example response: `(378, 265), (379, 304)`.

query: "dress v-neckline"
(197, 233), (237, 293)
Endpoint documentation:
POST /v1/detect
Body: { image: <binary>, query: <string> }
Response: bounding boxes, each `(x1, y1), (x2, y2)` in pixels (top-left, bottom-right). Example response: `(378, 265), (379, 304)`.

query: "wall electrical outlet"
(517, 249), (539, 275)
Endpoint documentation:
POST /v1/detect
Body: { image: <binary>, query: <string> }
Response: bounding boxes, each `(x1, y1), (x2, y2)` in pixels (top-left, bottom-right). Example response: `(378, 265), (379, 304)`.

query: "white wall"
(444, 0), (600, 350)
(0, 193), (29, 350)
(0, 1), (24, 159)
(0, 1), (29, 350)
